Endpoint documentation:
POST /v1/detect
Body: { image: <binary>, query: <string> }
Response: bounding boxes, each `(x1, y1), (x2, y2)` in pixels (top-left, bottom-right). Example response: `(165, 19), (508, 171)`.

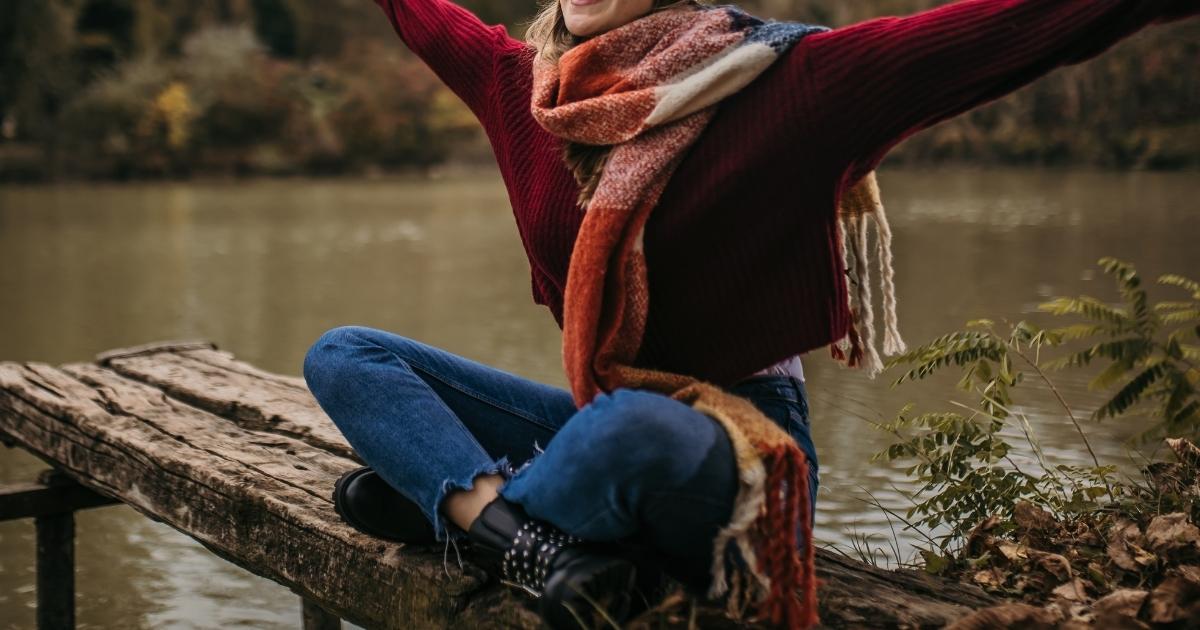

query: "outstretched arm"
(372, 0), (527, 118)
(795, 0), (1200, 186)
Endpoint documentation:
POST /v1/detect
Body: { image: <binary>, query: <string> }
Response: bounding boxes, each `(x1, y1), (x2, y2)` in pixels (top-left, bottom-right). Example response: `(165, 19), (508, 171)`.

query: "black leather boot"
(466, 494), (644, 629)
(331, 467), (438, 544)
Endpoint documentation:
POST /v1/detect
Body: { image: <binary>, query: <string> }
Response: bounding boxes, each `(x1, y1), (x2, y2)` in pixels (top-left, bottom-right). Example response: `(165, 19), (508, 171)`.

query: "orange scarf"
(531, 6), (831, 628)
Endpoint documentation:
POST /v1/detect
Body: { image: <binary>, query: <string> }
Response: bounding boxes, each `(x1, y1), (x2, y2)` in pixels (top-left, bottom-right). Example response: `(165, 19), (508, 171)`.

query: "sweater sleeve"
(372, 0), (523, 117)
(797, 0), (1200, 185)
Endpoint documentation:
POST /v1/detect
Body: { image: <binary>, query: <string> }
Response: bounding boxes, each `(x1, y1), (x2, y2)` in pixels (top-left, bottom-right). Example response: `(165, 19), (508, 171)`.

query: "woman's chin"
(564, 18), (608, 38)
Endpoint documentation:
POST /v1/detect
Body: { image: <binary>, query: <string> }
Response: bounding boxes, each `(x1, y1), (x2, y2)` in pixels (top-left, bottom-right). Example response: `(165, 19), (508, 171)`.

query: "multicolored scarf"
(531, 5), (904, 629)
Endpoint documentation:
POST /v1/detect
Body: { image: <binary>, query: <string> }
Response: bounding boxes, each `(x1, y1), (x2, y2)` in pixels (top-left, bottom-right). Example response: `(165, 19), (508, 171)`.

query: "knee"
(600, 389), (692, 436)
(582, 389), (724, 485)
(302, 325), (373, 397)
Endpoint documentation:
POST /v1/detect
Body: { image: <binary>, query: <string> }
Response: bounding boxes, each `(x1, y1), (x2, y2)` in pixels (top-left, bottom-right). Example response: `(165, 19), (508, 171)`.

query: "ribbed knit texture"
(373, 0), (1198, 386)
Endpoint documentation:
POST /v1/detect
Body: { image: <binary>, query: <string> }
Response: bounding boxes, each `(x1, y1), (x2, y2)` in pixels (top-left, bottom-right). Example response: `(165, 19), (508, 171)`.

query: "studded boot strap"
(500, 520), (584, 598)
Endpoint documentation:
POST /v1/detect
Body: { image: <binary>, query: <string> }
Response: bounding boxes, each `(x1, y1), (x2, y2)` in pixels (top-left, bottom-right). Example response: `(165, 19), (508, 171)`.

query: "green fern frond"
(1090, 360), (1131, 391)
(1099, 257), (1141, 292)
(1160, 273), (1200, 298)
(1049, 323), (1107, 342)
(1038, 296), (1129, 327)
(1163, 310), (1200, 324)
(1161, 374), (1191, 419)
(888, 331), (1005, 386)
(1042, 338), (1151, 372)
(1155, 301), (1197, 312)
(1010, 320), (1063, 349)
(886, 330), (979, 365)
(1094, 362), (1168, 420)
(1042, 348), (1096, 371)
(1090, 338), (1154, 364)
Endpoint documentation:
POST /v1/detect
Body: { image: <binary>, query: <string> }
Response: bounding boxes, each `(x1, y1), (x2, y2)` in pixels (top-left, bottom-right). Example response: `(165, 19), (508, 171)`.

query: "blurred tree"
(2, 0), (1197, 179)
(250, 0), (299, 56)
(0, 1), (81, 176)
(75, 0), (136, 67)
(459, 0), (539, 30)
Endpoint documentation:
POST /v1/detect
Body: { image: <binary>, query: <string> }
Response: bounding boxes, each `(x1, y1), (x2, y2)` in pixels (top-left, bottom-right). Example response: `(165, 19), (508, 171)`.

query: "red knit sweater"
(374, 0), (1197, 386)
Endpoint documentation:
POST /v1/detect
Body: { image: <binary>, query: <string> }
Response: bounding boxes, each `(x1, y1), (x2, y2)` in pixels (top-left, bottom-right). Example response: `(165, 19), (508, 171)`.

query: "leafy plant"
(872, 258), (1200, 558)
(1040, 258), (1200, 440)
(873, 320), (1116, 555)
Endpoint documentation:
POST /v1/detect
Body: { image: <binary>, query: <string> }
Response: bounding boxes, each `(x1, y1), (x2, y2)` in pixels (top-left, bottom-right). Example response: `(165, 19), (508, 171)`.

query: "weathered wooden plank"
(0, 471), (119, 522)
(813, 548), (995, 626)
(95, 340), (219, 365)
(102, 351), (355, 461)
(60, 363), (356, 505)
(1, 343), (999, 628)
(180, 347), (309, 391)
(0, 362), (541, 629)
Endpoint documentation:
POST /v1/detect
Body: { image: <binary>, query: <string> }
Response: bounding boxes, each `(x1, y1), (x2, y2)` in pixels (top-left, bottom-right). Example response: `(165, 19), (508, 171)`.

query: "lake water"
(1, 166), (1197, 628)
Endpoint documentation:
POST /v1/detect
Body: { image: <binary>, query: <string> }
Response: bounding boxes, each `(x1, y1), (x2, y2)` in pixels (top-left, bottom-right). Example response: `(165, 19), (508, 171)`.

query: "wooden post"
(301, 597), (342, 630)
(36, 511), (74, 630)
(0, 473), (119, 523)
(0, 469), (121, 630)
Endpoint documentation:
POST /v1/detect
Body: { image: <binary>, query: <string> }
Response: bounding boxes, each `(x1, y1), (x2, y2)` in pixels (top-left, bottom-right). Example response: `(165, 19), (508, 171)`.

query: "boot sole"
(541, 557), (638, 630)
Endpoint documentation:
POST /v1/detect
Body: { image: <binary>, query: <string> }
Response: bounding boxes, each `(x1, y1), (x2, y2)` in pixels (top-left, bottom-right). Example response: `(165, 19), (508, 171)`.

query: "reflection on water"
(1, 166), (1197, 627)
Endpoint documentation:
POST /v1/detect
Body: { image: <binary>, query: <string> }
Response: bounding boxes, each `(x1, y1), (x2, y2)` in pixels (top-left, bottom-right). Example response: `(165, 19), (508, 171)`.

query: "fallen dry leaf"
(1144, 575), (1200, 624)
(946, 603), (1062, 630)
(1093, 588), (1148, 625)
(1052, 578), (1091, 603)
(1167, 437), (1200, 469)
(1068, 521), (1104, 548)
(966, 515), (1003, 558)
(973, 567), (1007, 590)
(1108, 519), (1157, 572)
(1030, 549), (1073, 581)
(998, 542), (1029, 563)
(1173, 565), (1200, 585)
(1145, 513), (1200, 559)
(1014, 501), (1058, 537)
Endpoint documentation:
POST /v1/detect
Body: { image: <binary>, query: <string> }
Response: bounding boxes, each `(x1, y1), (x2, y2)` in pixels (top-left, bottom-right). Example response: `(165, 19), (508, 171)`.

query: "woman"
(303, 1), (1198, 629)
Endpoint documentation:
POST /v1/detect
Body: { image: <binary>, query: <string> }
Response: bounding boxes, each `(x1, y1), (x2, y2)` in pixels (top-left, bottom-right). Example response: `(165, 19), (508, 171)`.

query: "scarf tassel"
(755, 444), (818, 629)
(707, 440), (819, 630)
(832, 173), (906, 376)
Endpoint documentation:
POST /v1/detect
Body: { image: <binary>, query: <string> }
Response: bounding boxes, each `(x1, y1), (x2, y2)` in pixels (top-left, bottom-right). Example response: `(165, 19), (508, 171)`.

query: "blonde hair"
(525, 0), (705, 208)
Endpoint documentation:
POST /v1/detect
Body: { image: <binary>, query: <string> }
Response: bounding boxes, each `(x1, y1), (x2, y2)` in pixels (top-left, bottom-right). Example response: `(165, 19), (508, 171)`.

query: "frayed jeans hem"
(434, 454), (517, 545)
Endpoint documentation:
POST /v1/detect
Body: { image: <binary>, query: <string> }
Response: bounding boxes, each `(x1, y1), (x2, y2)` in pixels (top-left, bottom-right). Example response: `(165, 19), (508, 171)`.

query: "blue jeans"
(302, 325), (818, 593)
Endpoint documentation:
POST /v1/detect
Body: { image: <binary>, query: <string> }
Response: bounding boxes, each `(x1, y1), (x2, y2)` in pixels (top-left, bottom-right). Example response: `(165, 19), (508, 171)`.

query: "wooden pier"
(0, 341), (995, 629)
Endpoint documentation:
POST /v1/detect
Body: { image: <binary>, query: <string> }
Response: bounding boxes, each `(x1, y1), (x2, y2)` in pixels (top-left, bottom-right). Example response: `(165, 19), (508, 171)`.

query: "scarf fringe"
(832, 172), (905, 376)
(872, 201), (907, 355)
(706, 427), (819, 630)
